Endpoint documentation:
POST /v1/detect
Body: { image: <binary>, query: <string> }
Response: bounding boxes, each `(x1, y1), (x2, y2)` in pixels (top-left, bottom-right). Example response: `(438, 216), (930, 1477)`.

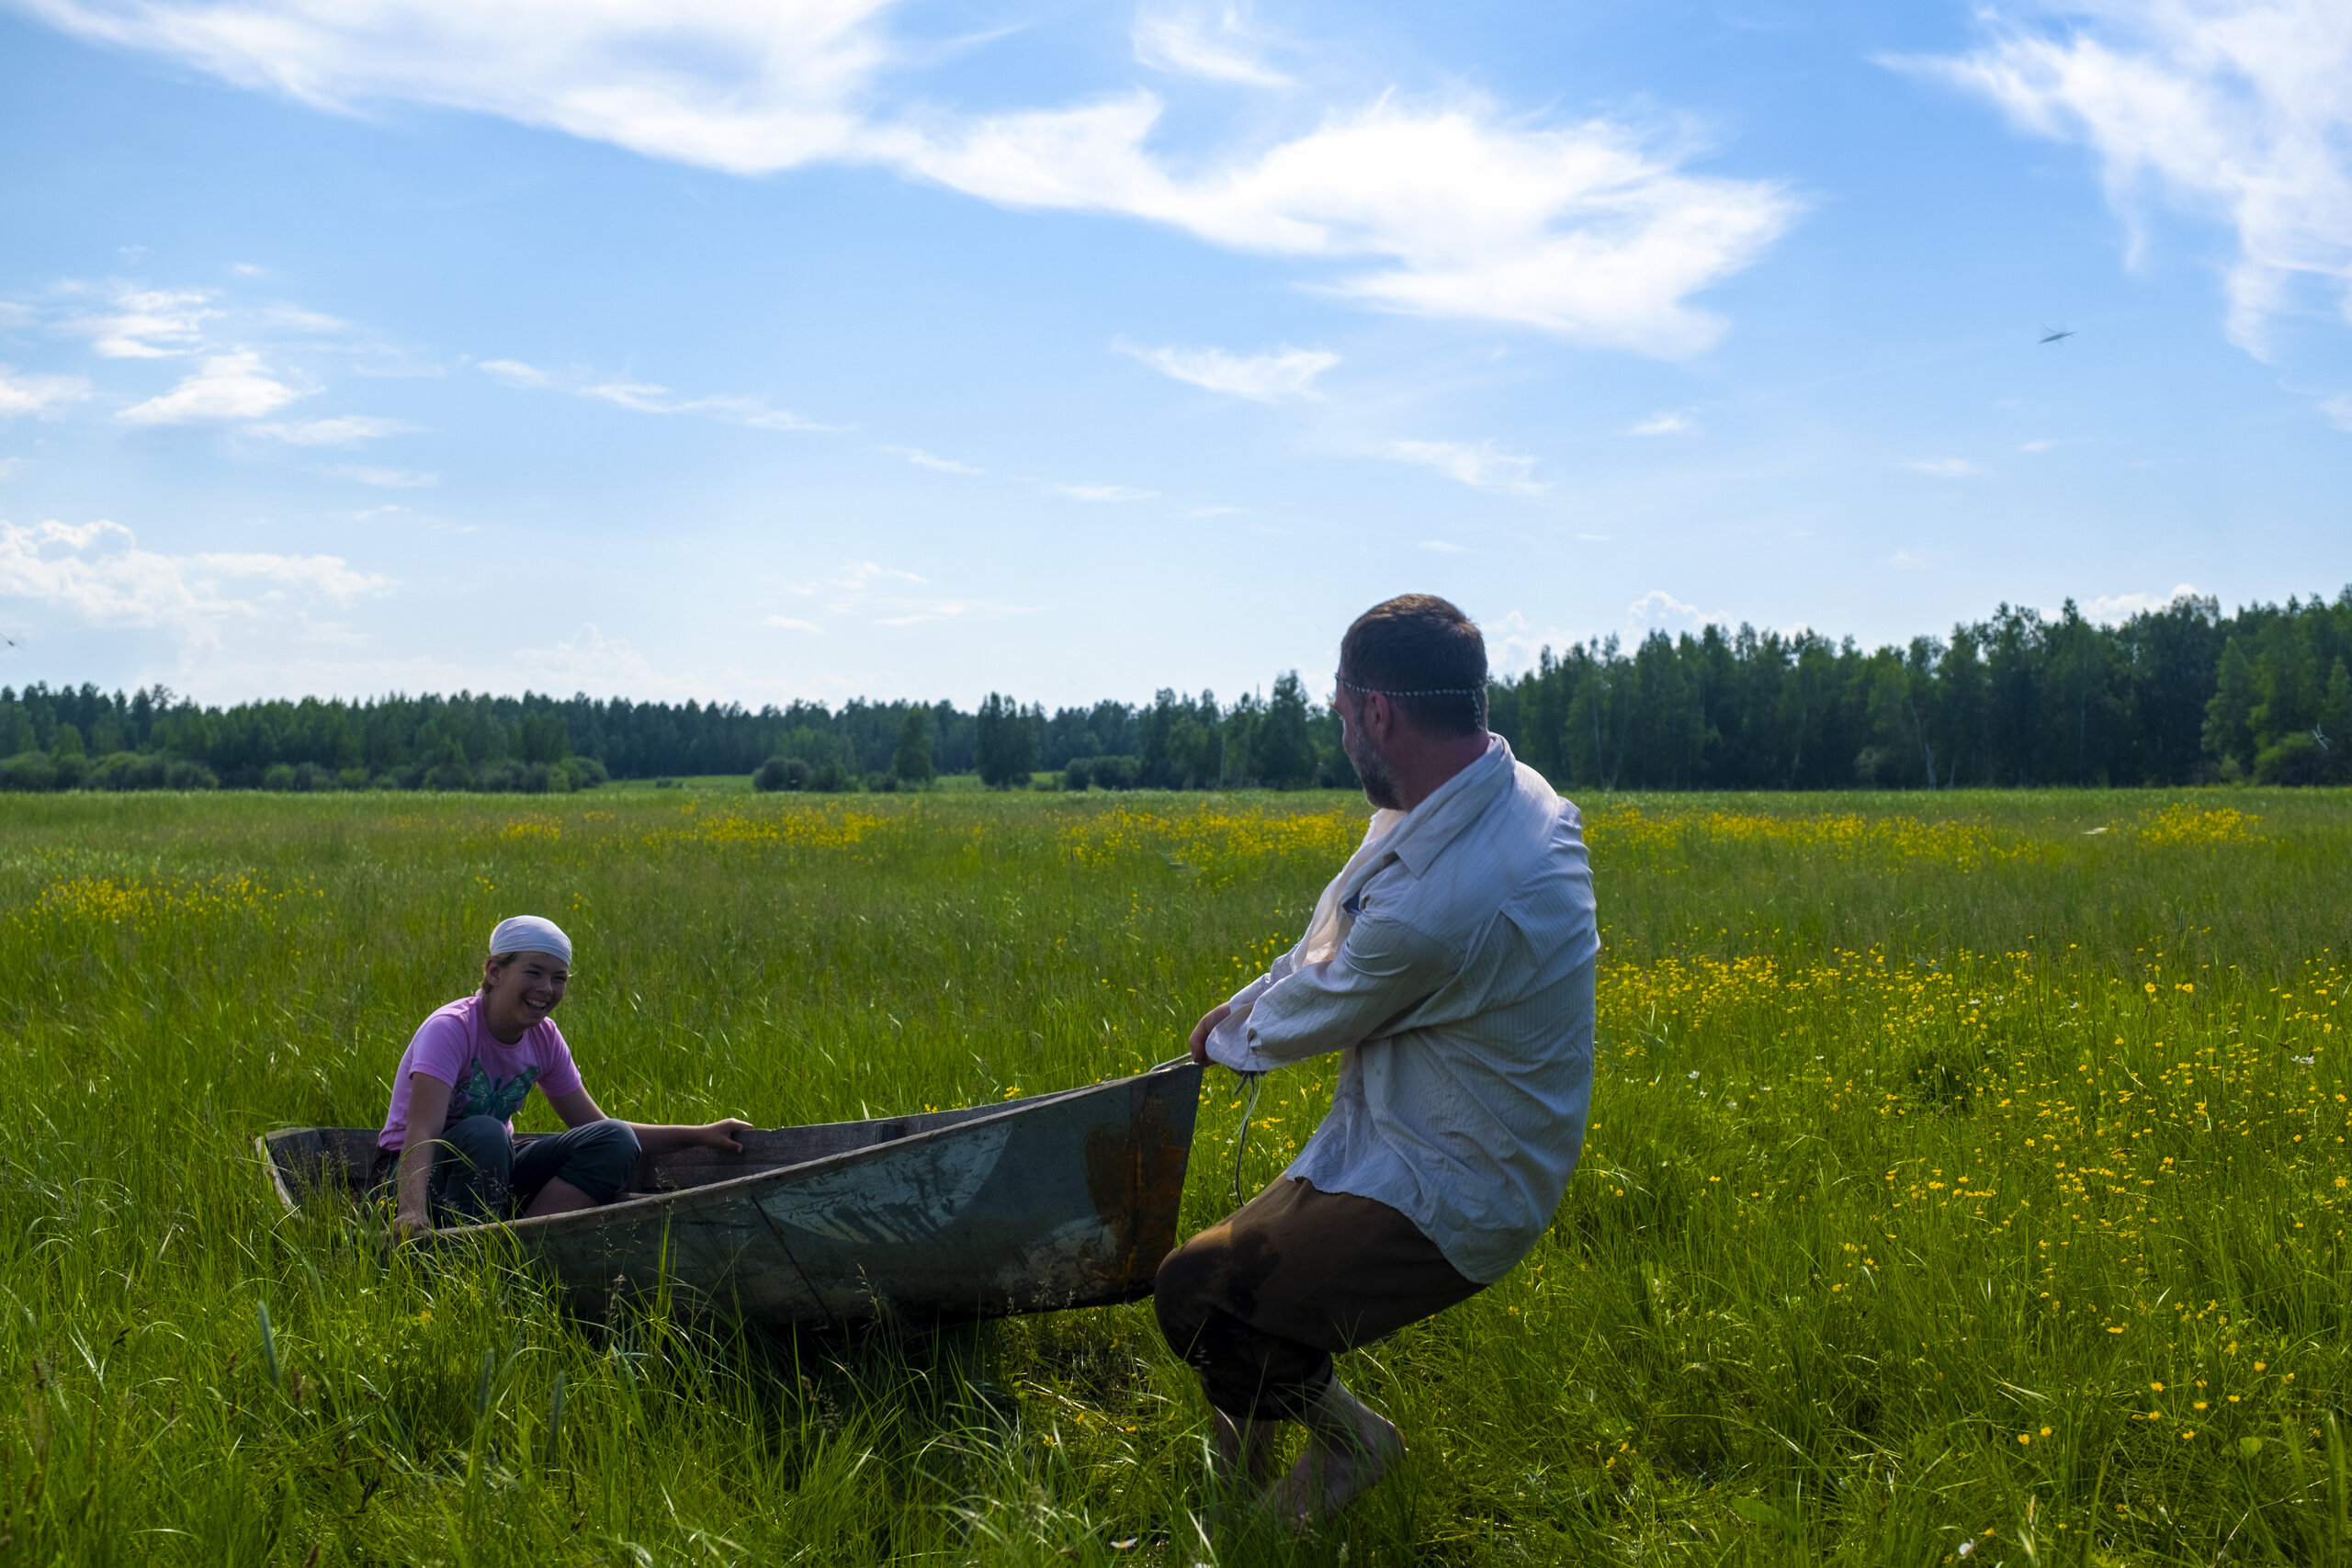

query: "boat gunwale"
(256, 1057), (1198, 1246)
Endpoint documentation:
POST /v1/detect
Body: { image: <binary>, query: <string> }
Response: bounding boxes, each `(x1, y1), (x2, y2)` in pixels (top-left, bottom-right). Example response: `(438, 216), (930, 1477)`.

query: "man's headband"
(1336, 673), (1485, 699)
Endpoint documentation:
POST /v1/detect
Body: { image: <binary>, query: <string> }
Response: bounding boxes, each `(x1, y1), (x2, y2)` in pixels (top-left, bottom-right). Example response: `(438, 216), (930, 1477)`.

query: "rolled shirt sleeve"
(1205, 914), (1453, 1072)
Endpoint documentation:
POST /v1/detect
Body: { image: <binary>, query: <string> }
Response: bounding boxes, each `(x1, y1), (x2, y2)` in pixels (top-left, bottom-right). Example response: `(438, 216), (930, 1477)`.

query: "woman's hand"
(1189, 1002), (1233, 1066)
(695, 1119), (754, 1153)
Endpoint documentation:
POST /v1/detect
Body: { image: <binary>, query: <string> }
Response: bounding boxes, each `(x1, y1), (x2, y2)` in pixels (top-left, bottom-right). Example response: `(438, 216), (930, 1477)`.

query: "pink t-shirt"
(377, 994), (586, 1151)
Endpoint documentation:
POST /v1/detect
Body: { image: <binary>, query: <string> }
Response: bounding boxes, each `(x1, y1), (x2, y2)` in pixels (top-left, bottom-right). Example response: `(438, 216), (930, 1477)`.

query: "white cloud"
(1905, 457), (1983, 478)
(2019, 436), (2066, 452)
(1917, 0), (2352, 356)
(479, 358), (836, 432)
(902, 96), (1795, 353)
(61, 286), (214, 357)
(1627, 590), (1711, 633)
(1119, 341), (1338, 400)
(1382, 438), (1547, 494)
(1630, 409), (1696, 435)
(763, 615), (824, 633)
(26, 0), (882, 174)
(1483, 608), (1589, 676)
(885, 445), (985, 475)
(1420, 539), (1465, 553)
(119, 352), (302, 424)
(1132, 2), (1291, 87)
(327, 465), (438, 488)
(254, 414), (414, 446)
(0, 516), (388, 642)
(1047, 481), (1158, 502)
(0, 459), (23, 480)
(1884, 548), (1930, 570)
(0, 367), (91, 417)
(2084, 581), (2203, 622)
(25, 5), (1796, 352)
(2325, 394), (2352, 432)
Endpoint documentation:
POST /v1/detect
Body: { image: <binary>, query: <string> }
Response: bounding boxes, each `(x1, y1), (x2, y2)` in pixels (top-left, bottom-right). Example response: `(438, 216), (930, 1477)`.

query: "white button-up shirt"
(1205, 734), (1598, 1283)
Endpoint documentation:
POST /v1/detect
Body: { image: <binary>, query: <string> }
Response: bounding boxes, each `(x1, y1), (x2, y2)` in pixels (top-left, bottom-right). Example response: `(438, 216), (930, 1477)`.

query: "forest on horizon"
(6, 587), (2347, 793)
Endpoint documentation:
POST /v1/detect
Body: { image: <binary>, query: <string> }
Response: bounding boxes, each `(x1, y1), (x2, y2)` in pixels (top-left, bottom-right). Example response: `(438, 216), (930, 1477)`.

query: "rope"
(1229, 1071), (1265, 1208)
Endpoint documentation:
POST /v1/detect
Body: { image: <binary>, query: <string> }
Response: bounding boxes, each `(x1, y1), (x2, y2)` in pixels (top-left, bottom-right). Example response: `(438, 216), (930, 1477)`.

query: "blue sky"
(1, 0), (2347, 708)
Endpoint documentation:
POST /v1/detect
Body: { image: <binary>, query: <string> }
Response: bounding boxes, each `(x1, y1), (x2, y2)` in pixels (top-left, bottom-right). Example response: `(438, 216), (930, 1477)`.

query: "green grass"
(1, 785), (2347, 1565)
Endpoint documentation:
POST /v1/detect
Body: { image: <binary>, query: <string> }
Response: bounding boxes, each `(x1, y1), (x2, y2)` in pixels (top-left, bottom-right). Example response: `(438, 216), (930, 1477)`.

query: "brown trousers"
(1153, 1177), (1481, 1422)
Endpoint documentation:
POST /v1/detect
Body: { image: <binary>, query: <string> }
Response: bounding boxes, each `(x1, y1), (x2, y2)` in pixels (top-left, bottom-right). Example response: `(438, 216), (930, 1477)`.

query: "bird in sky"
(2039, 327), (2075, 344)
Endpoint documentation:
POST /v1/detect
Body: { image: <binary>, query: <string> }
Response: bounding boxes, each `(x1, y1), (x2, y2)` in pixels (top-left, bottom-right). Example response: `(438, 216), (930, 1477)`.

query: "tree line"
(1486, 588), (2350, 790)
(2, 587), (2345, 793)
(0, 672), (1356, 793)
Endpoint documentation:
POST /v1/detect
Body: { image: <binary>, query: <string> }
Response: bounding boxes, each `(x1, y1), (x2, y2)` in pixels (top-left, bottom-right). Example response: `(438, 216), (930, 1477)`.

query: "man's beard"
(1342, 720), (1402, 810)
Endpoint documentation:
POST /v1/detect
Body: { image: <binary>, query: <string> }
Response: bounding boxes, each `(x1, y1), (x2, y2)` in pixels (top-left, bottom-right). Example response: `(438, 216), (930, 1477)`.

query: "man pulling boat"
(1158, 593), (1599, 1527)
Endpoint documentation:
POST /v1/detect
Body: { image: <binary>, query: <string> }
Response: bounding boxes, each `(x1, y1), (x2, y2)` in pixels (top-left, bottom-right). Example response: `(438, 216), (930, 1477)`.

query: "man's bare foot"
(1262, 1380), (1401, 1529)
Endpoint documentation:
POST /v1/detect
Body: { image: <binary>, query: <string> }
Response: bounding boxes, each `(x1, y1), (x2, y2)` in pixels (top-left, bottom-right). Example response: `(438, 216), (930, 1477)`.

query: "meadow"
(0, 784), (2346, 1566)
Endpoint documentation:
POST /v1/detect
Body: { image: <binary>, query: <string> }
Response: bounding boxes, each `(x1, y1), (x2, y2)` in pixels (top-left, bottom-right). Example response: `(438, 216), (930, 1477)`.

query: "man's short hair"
(1339, 594), (1488, 737)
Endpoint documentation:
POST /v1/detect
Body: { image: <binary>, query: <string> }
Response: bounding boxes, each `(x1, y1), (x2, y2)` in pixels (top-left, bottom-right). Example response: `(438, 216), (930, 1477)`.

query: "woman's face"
(482, 951), (569, 1040)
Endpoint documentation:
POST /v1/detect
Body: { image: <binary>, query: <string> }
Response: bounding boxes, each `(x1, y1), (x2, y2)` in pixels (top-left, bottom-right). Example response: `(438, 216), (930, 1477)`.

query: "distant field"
(1, 786), (2346, 1565)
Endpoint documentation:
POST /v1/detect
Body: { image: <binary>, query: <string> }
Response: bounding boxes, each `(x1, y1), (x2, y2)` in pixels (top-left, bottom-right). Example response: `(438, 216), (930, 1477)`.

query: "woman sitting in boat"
(381, 915), (753, 1241)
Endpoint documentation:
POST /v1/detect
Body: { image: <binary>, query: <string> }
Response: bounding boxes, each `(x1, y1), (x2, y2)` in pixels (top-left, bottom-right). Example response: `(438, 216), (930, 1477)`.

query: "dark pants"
(1154, 1177), (1482, 1423)
(425, 1115), (641, 1224)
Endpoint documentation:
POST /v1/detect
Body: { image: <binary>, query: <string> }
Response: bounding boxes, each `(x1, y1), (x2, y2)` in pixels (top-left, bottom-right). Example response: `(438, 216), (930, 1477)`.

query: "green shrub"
(0, 750), (58, 791)
(753, 757), (808, 792)
(2254, 730), (2346, 785)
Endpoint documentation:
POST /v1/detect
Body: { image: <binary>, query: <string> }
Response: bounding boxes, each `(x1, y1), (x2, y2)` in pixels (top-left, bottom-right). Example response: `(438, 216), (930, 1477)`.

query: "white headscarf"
(488, 915), (572, 964)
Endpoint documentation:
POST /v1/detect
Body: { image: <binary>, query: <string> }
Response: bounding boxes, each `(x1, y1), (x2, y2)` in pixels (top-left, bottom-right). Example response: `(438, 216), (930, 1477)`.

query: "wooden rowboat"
(257, 1057), (1204, 1328)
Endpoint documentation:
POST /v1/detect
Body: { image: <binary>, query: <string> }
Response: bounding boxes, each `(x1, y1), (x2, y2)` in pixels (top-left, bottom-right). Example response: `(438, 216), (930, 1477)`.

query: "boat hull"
(258, 1059), (1204, 1328)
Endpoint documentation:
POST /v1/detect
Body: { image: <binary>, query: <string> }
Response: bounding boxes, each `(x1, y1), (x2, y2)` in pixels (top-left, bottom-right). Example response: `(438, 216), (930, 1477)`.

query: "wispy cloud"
(25, 5), (1797, 353)
(1883, 548), (1929, 570)
(1911, 0), (2352, 357)
(512, 624), (663, 694)
(0, 516), (388, 643)
(1046, 481), (1158, 502)
(885, 445), (984, 475)
(326, 465), (437, 488)
(2019, 437), (2066, 453)
(255, 414), (414, 446)
(1132, 1), (1292, 87)
(119, 352), (304, 424)
(0, 367), (91, 417)
(776, 558), (1032, 628)
(1630, 409), (1696, 436)
(1381, 438), (1547, 495)
(763, 615), (824, 633)
(481, 357), (837, 432)
(1119, 341), (1338, 401)
(60, 285), (215, 358)
(2325, 394), (2352, 433)
(1905, 457), (1982, 478)
(1420, 539), (1465, 553)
